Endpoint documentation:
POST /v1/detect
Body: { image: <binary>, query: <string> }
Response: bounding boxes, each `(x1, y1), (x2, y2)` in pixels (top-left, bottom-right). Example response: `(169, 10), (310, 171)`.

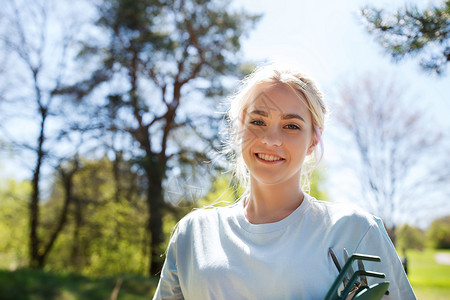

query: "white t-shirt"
(153, 194), (416, 300)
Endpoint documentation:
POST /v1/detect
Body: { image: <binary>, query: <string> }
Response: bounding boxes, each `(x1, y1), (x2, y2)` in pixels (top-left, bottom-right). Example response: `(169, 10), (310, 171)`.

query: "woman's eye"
(250, 120), (265, 126)
(285, 124), (300, 130)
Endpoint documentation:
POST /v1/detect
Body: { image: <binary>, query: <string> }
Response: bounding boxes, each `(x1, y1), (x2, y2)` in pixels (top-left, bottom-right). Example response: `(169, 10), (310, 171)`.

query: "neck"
(244, 175), (305, 224)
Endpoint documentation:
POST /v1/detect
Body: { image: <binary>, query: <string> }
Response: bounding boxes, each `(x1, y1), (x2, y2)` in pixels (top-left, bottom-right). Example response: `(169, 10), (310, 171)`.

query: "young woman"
(153, 65), (416, 299)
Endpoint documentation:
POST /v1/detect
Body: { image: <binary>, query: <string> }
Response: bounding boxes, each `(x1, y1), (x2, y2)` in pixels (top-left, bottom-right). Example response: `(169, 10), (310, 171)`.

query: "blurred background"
(0, 0), (449, 299)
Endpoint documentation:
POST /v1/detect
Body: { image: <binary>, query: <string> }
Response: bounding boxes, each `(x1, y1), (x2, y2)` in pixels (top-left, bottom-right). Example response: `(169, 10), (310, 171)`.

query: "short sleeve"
(152, 226), (184, 300)
(355, 216), (416, 300)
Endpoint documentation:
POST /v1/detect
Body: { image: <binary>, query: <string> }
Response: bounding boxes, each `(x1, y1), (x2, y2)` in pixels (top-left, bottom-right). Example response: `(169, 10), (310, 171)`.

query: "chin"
(251, 174), (285, 186)
(251, 170), (301, 187)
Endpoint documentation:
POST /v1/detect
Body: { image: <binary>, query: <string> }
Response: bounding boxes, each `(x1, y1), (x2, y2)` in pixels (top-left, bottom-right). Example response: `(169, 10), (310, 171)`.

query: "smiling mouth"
(256, 153), (285, 162)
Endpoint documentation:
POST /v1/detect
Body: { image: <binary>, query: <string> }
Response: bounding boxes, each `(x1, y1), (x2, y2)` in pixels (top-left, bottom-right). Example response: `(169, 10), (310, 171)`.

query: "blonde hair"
(224, 63), (327, 194)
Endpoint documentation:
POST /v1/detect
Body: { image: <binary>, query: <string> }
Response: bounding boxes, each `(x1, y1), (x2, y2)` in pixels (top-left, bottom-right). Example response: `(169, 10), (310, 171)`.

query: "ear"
(307, 136), (318, 155)
(307, 126), (322, 155)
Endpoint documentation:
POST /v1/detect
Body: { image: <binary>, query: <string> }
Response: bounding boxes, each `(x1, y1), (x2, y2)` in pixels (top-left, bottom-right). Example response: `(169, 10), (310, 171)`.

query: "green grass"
(0, 268), (158, 300)
(407, 249), (450, 300)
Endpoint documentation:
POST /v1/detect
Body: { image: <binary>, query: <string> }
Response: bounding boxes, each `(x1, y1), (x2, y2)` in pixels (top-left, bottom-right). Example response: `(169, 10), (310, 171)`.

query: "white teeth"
(257, 153), (283, 161)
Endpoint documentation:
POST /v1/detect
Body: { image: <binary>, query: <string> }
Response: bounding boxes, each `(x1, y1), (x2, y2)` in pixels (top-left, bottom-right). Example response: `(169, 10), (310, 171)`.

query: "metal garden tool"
(325, 248), (390, 300)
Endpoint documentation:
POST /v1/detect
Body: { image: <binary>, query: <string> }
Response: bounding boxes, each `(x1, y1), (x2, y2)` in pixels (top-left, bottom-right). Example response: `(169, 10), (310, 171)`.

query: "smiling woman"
(152, 64), (417, 300)
(229, 65), (326, 196)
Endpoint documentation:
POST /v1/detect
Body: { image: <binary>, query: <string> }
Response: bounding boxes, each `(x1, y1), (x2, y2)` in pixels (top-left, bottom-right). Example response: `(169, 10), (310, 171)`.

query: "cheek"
(287, 135), (311, 156)
(241, 125), (262, 148)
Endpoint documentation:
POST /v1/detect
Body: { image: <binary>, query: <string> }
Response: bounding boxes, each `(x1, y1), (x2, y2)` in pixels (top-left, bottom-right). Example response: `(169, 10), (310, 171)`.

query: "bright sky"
(233, 0), (450, 227)
(234, 0), (448, 106)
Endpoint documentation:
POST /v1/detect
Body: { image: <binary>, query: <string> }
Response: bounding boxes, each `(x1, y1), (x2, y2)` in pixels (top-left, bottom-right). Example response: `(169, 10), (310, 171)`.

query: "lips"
(256, 153), (285, 162)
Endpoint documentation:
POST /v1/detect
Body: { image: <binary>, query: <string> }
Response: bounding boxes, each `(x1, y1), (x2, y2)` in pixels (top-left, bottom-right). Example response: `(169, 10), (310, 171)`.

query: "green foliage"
(2, 156), (149, 276)
(0, 179), (30, 270)
(57, 157), (147, 276)
(361, 1), (450, 74)
(427, 216), (450, 249)
(309, 167), (329, 201)
(396, 224), (425, 251)
(197, 175), (242, 208)
(63, 202), (145, 276)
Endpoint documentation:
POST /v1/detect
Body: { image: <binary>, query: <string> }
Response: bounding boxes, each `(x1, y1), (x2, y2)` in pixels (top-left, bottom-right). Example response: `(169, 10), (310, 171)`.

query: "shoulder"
(305, 196), (390, 254)
(175, 203), (238, 235)
(306, 195), (380, 232)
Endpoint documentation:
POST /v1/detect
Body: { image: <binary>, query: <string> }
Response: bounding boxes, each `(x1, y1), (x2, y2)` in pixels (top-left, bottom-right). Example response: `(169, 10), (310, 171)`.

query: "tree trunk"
(147, 175), (165, 275)
(39, 167), (75, 266)
(143, 153), (167, 276)
(70, 195), (83, 270)
(30, 158), (77, 269)
(29, 168), (41, 268)
(29, 115), (46, 268)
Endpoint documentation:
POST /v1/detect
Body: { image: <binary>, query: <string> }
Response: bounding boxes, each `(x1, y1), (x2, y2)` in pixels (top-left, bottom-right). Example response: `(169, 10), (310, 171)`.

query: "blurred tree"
(0, 0), (94, 268)
(361, 1), (450, 74)
(42, 156), (148, 275)
(335, 74), (448, 244)
(37, 158), (81, 269)
(59, 0), (260, 274)
(396, 224), (425, 251)
(427, 215), (450, 249)
(70, 157), (147, 275)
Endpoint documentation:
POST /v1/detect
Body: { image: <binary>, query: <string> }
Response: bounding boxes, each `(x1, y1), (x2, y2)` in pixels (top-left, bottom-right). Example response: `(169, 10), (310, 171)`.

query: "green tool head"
(353, 282), (390, 300)
(325, 249), (390, 300)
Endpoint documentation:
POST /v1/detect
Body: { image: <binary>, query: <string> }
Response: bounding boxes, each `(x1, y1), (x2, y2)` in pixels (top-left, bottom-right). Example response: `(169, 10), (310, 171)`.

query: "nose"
(261, 127), (282, 146)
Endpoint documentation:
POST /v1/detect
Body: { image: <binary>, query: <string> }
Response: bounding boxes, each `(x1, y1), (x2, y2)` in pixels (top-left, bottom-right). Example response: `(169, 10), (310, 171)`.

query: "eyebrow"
(249, 110), (268, 117)
(281, 113), (306, 123)
(249, 110), (306, 123)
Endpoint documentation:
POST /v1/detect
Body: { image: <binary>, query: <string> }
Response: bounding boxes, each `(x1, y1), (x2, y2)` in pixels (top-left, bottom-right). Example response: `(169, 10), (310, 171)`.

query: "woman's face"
(241, 83), (315, 186)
